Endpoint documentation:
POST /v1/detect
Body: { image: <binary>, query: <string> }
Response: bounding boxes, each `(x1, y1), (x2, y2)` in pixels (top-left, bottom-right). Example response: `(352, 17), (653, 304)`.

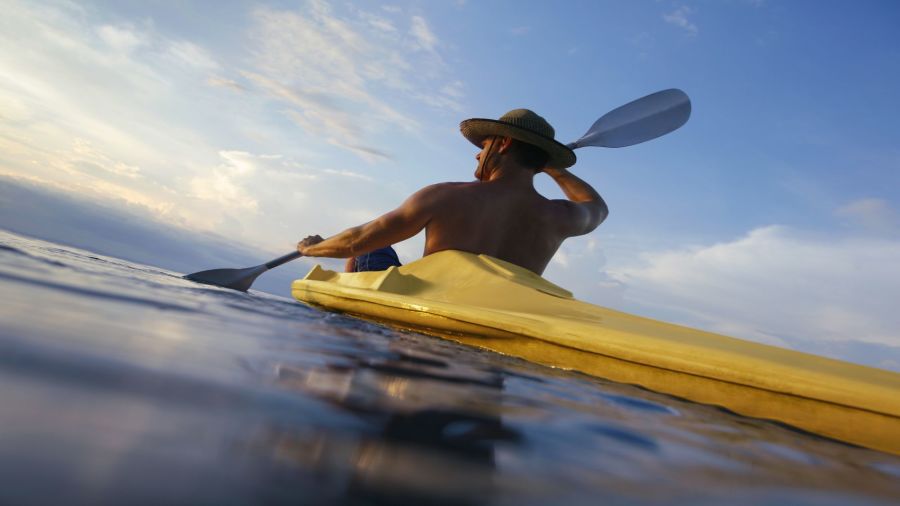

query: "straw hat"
(460, 109), (576, 169)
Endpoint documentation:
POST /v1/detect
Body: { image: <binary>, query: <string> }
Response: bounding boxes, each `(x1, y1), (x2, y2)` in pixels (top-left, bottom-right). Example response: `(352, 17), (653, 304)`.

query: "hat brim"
(460, 118), (576, 169)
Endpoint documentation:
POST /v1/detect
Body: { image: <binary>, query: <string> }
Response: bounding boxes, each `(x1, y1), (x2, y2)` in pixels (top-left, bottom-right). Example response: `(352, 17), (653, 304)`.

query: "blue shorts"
(350, 246), (402, 272)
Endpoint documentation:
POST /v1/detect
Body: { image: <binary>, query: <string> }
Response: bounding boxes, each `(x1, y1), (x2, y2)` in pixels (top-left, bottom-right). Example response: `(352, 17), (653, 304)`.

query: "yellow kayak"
(292, 250), (900, 455)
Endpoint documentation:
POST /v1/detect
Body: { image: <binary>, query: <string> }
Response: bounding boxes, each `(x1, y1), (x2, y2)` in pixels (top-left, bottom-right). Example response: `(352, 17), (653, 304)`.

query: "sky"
(1, 0), (899, 370)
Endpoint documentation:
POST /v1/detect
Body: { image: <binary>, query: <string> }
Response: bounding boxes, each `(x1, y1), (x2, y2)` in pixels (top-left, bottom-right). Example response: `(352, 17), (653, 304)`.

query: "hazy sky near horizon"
(1, 0), (899, 369)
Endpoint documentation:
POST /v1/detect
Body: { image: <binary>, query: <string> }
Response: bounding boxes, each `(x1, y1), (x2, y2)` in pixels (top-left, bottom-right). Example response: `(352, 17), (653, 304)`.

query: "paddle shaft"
(265, 250), (302, 270)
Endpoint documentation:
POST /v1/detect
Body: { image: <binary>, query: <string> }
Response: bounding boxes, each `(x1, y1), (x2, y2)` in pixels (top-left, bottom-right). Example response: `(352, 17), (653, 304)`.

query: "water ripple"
(0, 270), (195, 312)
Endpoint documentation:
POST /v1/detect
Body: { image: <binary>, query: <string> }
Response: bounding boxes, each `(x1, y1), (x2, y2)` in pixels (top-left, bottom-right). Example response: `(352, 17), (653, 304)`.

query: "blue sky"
(1, 0), (899, 369)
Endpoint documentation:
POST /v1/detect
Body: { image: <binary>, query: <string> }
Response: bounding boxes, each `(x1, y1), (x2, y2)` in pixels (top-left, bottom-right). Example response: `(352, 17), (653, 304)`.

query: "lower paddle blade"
(183, 265), (267, 292)
(183, 251), (301, 292)
(568, 89), (691, 149)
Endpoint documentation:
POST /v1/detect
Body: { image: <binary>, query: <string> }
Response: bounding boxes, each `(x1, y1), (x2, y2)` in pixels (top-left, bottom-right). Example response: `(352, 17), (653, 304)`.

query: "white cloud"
(244, 3), (458, 160)
(543, 235), (627, 310)
(835, 198), (900, 235)
(97, 24), (147, 55)
(409, 16), (438, 52)
(190, 171), (260, 212)
(326, 139), (394, 163)
(606, 225), (900, 357)
(407, 80), (465, 112)
(165, 40), (220, 70)
(361, 12), (396, 33)
(441, 80), (465, 99)
(321, 168), (373, 181)
(249, 75), (363, 139)
(67, 138), (142, 179)
(663, 6), (698, 36)
(551, 248), (570, 268)
(206, 76), (246, 92)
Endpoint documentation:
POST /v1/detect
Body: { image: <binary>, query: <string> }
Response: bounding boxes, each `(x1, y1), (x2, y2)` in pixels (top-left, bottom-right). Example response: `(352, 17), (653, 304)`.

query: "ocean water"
(1, 229), (898, 506)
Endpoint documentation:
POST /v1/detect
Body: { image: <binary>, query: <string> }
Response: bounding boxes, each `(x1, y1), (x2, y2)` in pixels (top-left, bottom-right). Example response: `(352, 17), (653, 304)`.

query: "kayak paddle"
(183, 88), (692, 291)
(182, 250), (301, 291)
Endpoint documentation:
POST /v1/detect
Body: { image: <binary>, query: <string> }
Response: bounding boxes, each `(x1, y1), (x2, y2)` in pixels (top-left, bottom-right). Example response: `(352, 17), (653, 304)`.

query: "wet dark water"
(1, 229), (899, 505)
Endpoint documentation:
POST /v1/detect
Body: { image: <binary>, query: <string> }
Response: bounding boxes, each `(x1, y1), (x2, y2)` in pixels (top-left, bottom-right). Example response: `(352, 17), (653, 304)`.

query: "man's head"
(460, 109), (576, 174)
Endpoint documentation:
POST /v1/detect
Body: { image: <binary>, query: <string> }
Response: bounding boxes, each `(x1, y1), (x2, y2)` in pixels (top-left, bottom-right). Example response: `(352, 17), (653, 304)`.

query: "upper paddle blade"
(568, 89), (691, 149)
(183, 265), (267, 292)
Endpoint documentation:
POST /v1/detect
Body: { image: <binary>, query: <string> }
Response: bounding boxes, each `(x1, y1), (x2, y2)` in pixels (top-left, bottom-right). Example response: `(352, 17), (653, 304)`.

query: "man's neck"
(486, 163), (535, 186)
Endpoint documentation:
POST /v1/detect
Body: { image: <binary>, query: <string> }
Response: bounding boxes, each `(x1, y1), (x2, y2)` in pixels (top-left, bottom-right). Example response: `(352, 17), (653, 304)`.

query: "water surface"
(1, 229), (898, 505)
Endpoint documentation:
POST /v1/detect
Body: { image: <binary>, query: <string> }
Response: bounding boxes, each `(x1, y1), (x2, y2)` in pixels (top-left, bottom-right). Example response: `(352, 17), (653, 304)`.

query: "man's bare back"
(297, 110), (607, 275)
(416, 175), (597, 273)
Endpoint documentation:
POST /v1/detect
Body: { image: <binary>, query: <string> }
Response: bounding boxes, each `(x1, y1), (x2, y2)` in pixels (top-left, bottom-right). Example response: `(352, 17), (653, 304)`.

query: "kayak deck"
(291, 250), (900, 455)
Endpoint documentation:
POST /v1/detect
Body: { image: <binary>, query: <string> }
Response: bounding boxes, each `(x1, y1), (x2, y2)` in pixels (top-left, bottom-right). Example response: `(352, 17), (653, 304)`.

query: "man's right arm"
(544, 167), (608, 236)
(298, 183), (448, 258)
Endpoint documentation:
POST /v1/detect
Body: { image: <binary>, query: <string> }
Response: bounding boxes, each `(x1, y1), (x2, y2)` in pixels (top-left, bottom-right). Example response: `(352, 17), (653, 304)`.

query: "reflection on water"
(1, 229), (899, 505)
(271, 359), (511, 505)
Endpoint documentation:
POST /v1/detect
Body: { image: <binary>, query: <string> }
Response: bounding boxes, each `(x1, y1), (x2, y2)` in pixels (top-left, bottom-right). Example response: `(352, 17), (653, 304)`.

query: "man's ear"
(497, 136), (514, 153)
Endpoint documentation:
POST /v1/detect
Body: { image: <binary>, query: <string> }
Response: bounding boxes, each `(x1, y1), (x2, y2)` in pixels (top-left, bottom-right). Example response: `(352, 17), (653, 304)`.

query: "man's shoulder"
(428, 181), (475, 190)
(403, 181), (473, 210)
(416, 181), (476, 197)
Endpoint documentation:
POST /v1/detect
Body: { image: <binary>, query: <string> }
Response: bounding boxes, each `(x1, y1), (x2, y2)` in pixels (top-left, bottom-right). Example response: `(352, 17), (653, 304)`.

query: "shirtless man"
(297, 109), (608, 275)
